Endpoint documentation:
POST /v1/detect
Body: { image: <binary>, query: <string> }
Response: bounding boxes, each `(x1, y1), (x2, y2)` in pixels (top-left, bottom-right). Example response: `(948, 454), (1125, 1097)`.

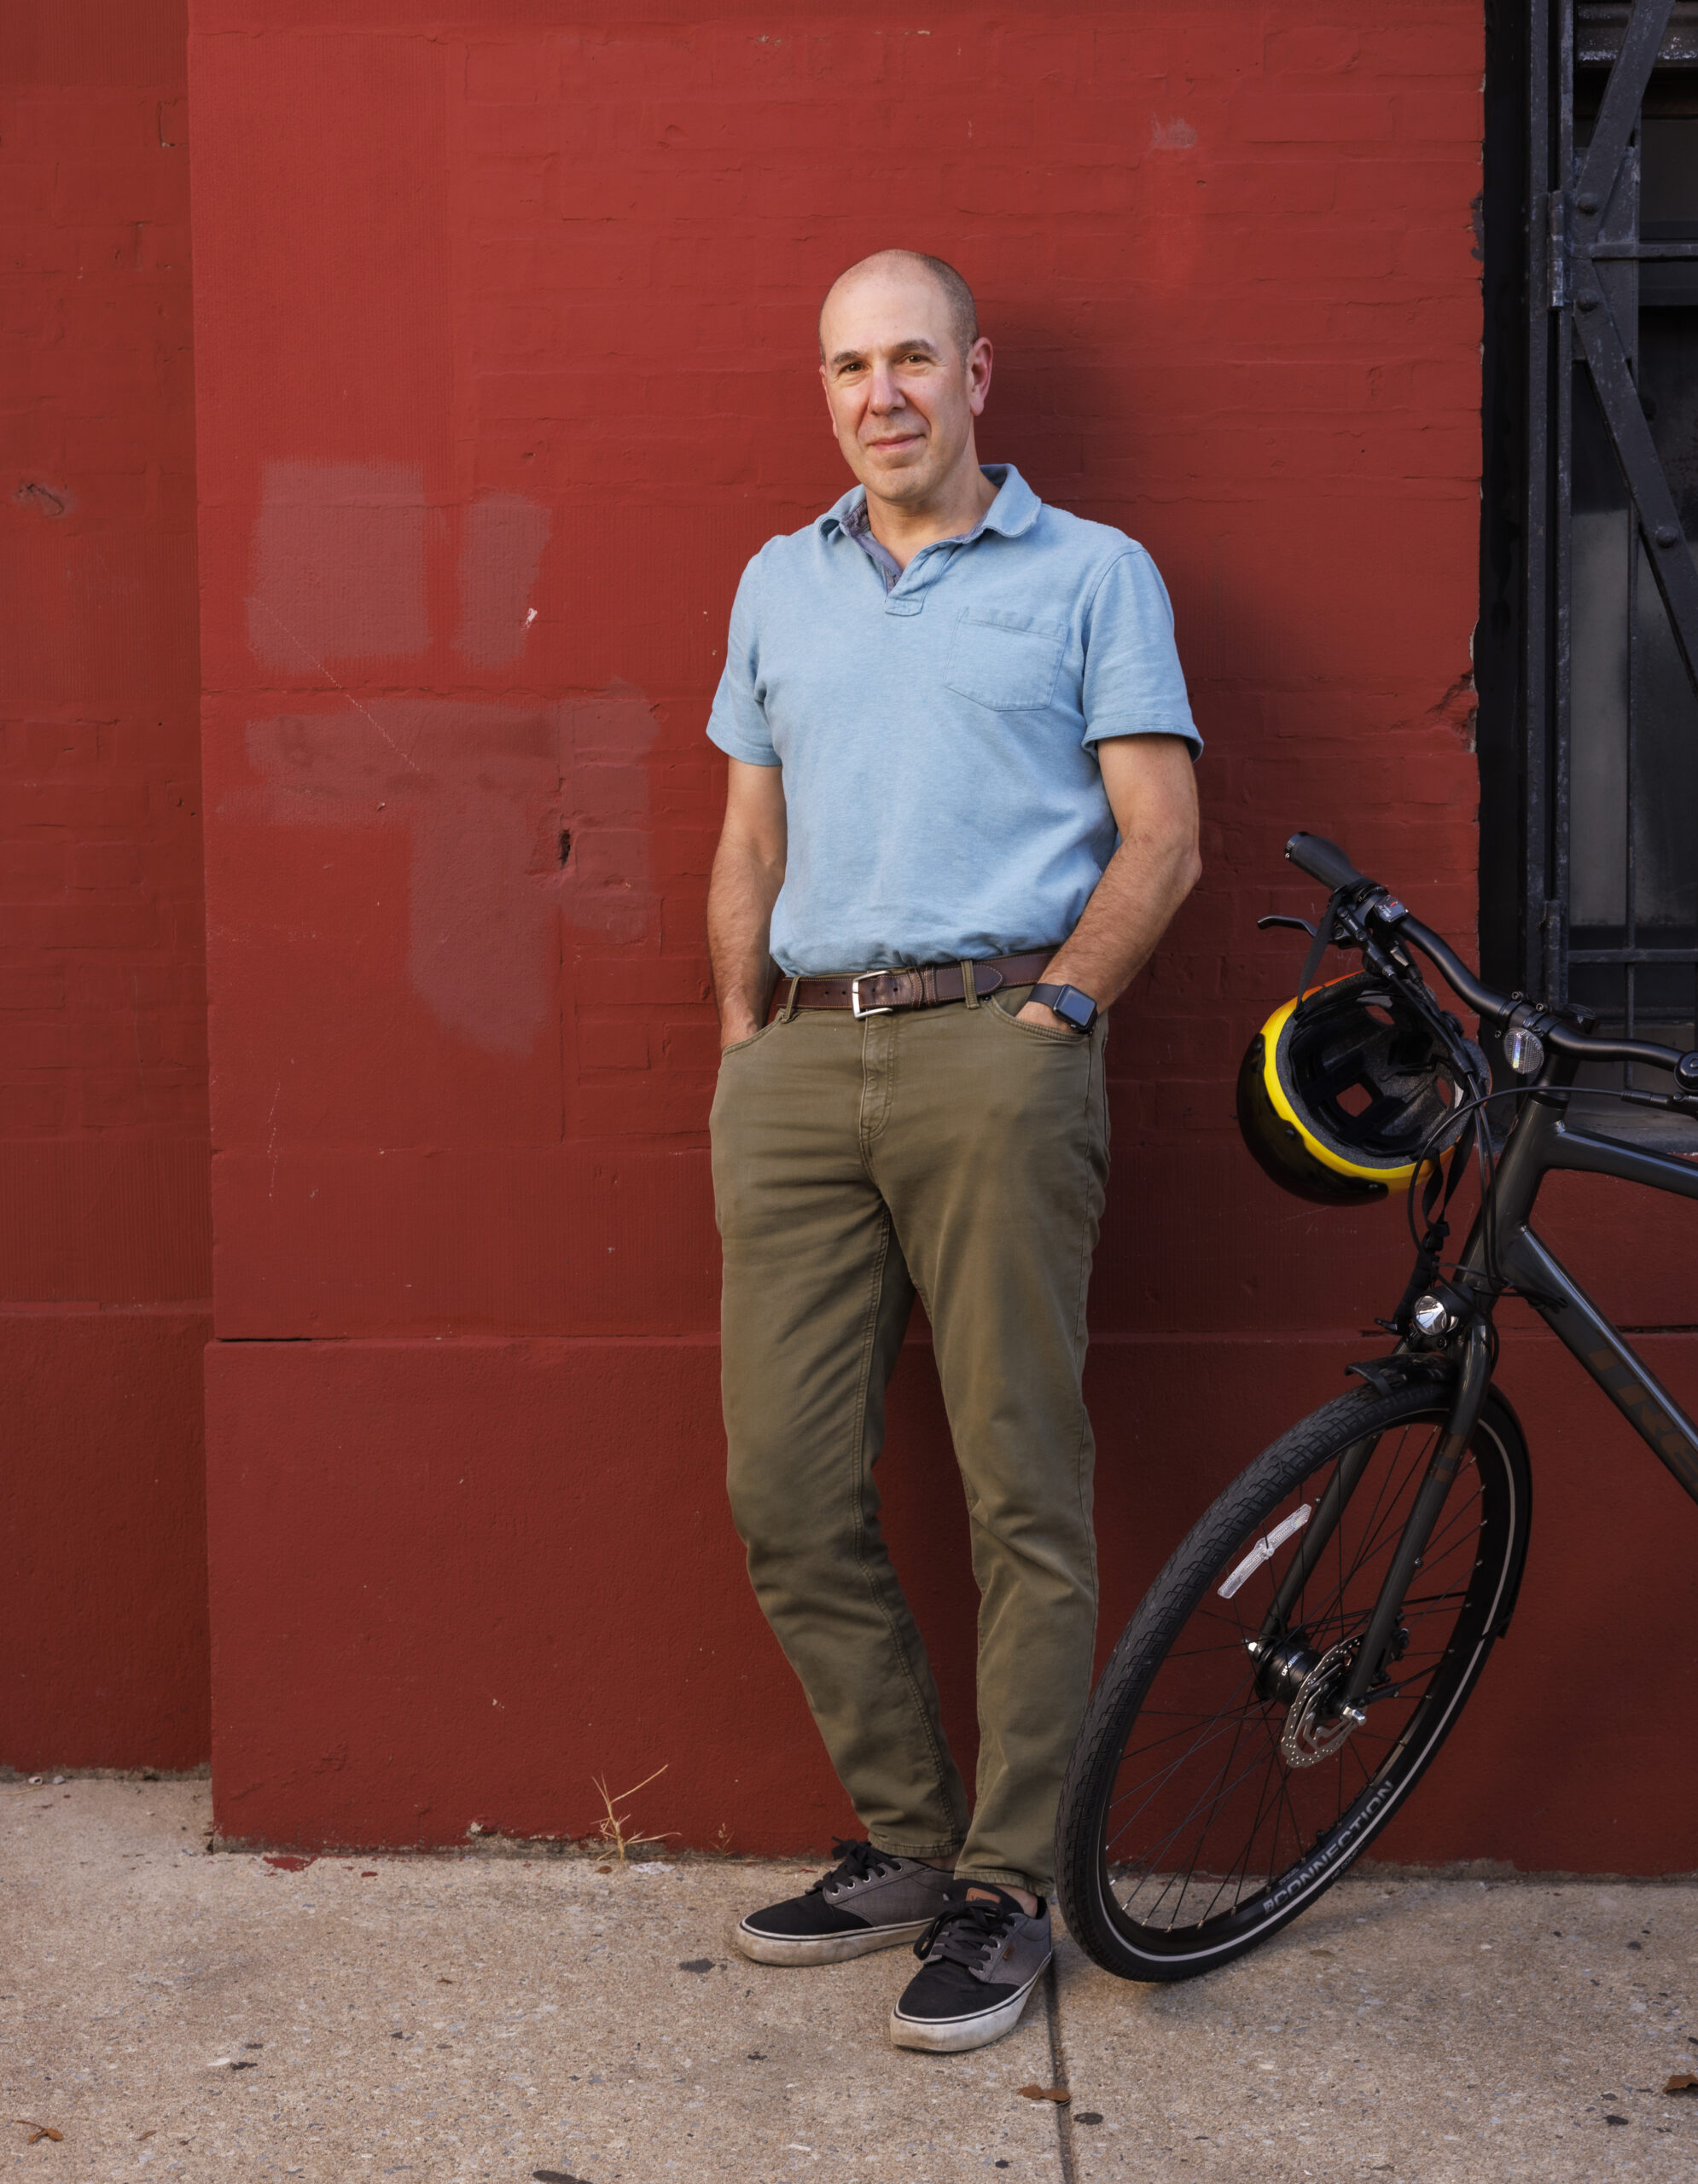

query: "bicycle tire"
(1055, 1373), (1531, 1982)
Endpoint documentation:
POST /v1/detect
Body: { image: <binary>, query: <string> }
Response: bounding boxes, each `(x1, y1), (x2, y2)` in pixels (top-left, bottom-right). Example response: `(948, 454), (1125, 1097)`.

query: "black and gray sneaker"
(889, 1884), (1053, 2052)
(734, 1838), (956, 1966)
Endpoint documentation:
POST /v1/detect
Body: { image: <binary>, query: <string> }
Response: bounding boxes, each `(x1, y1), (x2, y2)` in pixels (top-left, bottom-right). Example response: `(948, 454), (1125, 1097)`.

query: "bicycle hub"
(1251, 1632), (1320, 1705)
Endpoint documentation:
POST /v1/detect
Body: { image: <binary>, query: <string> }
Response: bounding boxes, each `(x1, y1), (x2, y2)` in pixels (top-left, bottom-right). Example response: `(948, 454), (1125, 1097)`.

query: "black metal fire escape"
(1495, 1), (1698, 1051)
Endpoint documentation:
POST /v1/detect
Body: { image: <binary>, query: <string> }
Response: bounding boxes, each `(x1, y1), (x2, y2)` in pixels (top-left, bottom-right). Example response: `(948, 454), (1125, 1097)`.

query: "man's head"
(817, 250), (991, 512)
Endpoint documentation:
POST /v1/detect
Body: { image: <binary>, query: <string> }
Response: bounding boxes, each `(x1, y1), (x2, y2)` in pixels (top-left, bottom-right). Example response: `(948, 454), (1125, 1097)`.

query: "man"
(704, 249), (1201, 2054)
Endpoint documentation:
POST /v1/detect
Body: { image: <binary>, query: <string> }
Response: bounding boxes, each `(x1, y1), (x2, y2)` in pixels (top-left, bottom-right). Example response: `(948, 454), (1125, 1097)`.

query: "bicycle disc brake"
(1280, 1635), (1366, 1769)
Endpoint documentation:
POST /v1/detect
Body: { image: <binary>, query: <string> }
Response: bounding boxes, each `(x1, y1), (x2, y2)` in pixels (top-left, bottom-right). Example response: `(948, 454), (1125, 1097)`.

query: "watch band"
(1030, 982), (1098, 1031)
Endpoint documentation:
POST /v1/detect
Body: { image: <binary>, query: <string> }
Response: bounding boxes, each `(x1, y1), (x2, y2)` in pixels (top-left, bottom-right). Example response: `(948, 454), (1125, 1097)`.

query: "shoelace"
(913, 1890), (1018, 1967)
(806, 1836), (900, 1896)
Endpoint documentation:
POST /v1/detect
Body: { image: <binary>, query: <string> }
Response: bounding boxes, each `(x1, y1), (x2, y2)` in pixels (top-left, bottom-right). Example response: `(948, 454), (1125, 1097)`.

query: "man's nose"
(867, 365), (904, 413)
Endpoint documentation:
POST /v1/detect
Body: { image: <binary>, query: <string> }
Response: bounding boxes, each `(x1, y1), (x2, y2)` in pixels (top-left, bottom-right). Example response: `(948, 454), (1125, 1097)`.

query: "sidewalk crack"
(1044, 1956), (1079, 2183)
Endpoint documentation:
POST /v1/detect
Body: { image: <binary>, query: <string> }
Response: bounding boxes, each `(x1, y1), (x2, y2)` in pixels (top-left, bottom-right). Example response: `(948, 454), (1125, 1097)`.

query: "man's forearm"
(1024, 733), (1201, 1024)
(707, 839), (785, 1044)
(1039, 828), (1201, 1012)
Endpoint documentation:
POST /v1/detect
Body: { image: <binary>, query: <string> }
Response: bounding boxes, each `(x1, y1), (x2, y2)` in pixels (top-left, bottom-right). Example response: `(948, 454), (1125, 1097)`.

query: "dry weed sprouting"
(590, 1764), (677, 1862)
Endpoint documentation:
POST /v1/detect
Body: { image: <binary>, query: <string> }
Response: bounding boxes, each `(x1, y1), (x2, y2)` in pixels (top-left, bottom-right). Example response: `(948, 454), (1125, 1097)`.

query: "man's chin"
(858, 459), (937, 502)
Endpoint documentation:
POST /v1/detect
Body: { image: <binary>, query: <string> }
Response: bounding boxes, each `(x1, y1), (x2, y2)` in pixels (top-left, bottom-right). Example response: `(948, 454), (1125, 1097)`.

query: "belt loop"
(961, 958), (979, 1009)
(778, 973), (800, 1025)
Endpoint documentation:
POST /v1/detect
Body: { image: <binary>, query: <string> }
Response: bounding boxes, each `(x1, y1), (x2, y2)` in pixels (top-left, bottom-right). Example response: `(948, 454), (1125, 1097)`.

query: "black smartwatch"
(1029, 982), (1098, 1032)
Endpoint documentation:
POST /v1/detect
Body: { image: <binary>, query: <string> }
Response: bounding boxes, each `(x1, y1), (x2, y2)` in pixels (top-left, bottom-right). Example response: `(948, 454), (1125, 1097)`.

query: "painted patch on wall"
(237, 687), (659, 1055)
(247, 461), (428, 670)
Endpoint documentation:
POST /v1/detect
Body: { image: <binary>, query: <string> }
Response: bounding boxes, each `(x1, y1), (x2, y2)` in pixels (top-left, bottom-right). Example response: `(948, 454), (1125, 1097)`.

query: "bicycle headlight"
(1410, 1292), (1455, 1338)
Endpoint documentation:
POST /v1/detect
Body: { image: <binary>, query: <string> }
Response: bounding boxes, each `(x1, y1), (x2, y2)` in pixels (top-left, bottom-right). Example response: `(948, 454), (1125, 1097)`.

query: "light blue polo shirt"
(706, 464), (1200, 976)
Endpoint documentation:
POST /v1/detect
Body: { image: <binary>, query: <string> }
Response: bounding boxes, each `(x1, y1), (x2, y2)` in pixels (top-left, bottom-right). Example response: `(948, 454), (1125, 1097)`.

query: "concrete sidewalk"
(4, 1780), (1696, 2182)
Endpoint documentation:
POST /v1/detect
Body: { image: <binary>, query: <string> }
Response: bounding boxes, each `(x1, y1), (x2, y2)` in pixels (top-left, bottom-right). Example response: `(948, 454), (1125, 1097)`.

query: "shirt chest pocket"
(943, 610), (1067, 712)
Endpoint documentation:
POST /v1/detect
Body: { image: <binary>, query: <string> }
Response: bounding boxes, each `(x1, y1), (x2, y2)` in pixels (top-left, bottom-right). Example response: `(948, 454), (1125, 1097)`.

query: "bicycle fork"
(1249, 1321), (1494, 1730)
(1340, 1322), (1493, 1716)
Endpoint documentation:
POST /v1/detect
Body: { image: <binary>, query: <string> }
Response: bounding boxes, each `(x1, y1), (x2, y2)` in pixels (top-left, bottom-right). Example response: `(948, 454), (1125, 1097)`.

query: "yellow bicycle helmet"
(1236, 972), (1478, 1205)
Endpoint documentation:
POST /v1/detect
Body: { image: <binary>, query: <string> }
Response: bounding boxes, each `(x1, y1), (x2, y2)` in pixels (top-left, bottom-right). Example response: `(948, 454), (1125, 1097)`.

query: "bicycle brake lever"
(1256, 914), (1317, 936)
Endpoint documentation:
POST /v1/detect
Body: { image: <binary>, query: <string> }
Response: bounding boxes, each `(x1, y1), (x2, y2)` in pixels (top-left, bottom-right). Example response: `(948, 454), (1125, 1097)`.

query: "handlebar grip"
(1286, 832), (1372, 894)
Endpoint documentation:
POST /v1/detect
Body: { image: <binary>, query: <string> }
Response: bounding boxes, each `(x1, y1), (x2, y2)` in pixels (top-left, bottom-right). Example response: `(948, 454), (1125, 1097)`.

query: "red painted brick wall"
(183, 3), (1698, 1867)
(0, 1), (212, 1771)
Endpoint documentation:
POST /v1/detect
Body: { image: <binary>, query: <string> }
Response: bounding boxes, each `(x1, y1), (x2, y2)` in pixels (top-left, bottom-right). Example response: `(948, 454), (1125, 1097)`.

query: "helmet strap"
(1387, 1109), (1478, 1335)
(1297, 889), (1346, 1000)
(1422, 1103), (1476, 1236)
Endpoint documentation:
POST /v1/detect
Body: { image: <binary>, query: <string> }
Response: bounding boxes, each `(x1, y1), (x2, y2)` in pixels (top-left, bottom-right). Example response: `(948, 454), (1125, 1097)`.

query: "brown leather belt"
(788, 950), (1056, 1018)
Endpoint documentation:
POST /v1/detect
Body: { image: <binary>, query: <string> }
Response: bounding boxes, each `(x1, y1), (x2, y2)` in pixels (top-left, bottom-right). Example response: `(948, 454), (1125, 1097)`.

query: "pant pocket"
(986, 990), (1086, 1048)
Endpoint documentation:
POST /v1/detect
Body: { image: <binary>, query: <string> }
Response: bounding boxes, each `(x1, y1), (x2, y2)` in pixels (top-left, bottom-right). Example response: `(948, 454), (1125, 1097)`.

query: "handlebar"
(1395, 916), (1504, 1025)
(1283, 831), (1697, 1081)
(1285, 831), (1374, 895)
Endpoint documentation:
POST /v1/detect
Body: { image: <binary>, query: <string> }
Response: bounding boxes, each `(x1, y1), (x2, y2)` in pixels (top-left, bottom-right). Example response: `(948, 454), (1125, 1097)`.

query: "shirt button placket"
(885, 537), (957, 615)
(886, 557), (926, 618)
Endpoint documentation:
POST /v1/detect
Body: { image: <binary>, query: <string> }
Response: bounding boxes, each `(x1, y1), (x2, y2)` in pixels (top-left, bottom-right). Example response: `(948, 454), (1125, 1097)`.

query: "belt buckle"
(851, 975), (893, 1019)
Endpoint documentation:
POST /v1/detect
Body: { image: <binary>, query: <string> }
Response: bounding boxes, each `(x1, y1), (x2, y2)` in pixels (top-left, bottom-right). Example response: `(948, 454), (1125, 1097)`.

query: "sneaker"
(733, 1838), (956, 1966)
(889, 1885), (1053, 2053)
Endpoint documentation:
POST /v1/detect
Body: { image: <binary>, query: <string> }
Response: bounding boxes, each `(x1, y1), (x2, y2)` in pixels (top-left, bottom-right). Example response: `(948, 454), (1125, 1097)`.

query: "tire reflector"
(1218, 1504), (1313, 1600)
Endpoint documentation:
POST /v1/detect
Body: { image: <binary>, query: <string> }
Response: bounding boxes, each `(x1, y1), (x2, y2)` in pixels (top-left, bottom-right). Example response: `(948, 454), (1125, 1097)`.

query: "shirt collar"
(819, 462), (1041, 546)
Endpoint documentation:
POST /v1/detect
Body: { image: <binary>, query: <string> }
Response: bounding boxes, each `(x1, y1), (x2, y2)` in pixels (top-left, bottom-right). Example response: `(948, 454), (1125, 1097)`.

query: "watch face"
(1055, 987), (1096, 1030)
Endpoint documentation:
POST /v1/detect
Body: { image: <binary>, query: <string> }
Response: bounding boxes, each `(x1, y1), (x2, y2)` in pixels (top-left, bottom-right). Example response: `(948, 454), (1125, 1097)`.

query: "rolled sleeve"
(706, 556), (780, 766)
(1079, 548), (1202, 758)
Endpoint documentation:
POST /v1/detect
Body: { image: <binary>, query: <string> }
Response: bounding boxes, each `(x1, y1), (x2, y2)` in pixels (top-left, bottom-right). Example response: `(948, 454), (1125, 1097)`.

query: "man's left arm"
(1021, 733), (1201, 1029)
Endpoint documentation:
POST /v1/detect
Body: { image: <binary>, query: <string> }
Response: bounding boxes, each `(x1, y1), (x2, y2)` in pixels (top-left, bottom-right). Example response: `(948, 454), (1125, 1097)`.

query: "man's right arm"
(707, 758), (788, 1047)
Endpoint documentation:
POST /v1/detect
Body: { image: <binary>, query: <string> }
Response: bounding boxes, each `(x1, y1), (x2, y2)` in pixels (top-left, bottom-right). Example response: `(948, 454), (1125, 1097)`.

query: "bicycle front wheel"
(1055, 1373), (1531, 1982)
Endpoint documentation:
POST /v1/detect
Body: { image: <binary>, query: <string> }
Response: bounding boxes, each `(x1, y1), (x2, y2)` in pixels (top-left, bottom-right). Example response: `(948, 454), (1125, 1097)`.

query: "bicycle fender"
(1346, 1353), (1453, 1399)
(1477, 1384), (1533, 1637)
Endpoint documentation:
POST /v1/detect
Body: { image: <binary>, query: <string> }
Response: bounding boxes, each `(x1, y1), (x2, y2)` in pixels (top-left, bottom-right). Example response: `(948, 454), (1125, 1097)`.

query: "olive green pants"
(709, 983), (1110, 1896)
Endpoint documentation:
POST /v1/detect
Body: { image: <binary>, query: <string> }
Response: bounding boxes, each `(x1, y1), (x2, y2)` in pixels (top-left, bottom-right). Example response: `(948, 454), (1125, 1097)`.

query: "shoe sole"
(887, 1960), (1050, 2053)
(733, 1916), (935, 1966)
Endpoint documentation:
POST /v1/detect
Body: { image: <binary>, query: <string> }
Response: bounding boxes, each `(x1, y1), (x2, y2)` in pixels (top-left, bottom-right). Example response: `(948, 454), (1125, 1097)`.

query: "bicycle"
(1054, 829), (1698, 1981)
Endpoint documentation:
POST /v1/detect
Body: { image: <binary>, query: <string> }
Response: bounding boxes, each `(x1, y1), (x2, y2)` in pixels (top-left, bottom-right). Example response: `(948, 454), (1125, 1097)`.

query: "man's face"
(818, 268), (991, 506)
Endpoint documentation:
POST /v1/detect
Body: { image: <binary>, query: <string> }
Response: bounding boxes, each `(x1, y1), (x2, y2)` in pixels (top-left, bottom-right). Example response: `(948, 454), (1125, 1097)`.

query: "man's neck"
(862, 459), (999, 571)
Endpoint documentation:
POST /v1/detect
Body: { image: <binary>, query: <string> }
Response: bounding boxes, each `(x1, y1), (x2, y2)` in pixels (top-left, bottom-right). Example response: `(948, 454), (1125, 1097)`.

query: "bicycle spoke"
(1113, 1720), (1286, 1891)
(1160, 1702), (1271, 1926)
(1105, 1710), (1261, 1846)
(1108, 1708), (1265, 1861)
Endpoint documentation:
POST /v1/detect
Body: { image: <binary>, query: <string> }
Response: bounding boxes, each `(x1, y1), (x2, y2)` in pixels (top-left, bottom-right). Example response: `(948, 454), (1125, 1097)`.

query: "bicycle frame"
(1318, 1048), (1698, 1716)
(1250, 837), (1698, 1724)
(1457, 1054), (1698, 1502)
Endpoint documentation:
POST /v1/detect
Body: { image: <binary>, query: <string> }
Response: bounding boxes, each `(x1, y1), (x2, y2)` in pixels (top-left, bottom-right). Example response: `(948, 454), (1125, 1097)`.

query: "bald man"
(705, 250), (1201, 2053)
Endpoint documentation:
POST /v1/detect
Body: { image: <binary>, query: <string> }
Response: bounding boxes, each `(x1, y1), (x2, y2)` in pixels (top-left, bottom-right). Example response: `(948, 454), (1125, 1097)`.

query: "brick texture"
(0, 3), (211, 1770)
(177, 3), (1698, 1868)
(189, 3), (1488, 1341)
(0, 3), (208, 1176)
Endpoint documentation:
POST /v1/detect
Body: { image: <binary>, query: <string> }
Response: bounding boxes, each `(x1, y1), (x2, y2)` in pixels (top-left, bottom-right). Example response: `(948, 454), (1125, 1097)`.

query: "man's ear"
(967, 336), (993, 418)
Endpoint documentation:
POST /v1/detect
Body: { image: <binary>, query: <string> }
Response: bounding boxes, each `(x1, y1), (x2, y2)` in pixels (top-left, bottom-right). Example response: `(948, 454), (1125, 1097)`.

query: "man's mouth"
(867, 433), (923, 452)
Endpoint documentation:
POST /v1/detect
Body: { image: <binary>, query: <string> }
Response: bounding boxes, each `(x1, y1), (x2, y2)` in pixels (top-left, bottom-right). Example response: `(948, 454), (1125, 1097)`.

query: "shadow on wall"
(981, 311), (1309, 706)
(979, 307), (1108, 522)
